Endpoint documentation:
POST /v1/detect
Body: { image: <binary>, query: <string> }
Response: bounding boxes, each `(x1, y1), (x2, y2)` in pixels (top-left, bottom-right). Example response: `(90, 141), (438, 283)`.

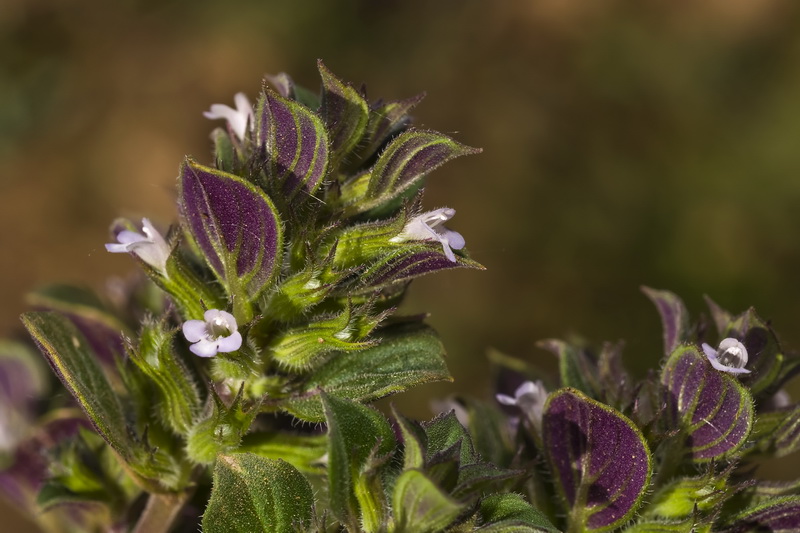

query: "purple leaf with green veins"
(642, 286), (690, 356)
(363, 129), (480, 207)
(661, 345), (754, 461)
(255, 87), (329, 199)
(318, 60), (369, 167)
(543, 388), (651, 532)
(179, 159), (282, 319)
(357, 247), (483, 290)
(721, 496), (800, 532)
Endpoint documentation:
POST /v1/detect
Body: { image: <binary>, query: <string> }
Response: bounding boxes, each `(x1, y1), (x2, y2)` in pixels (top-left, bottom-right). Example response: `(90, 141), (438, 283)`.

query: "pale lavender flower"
(105, 218), (170, 275)
(390, 208), (465, 262)
(203, 92), (254, 141)
(182, 309), (242, 358)
(701, 338), (751, 375)
(496, 380), (548, 427)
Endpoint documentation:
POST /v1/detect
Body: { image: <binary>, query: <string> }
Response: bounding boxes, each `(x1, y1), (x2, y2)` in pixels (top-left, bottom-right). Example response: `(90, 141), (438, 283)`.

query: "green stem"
(132, 492), (189, 533)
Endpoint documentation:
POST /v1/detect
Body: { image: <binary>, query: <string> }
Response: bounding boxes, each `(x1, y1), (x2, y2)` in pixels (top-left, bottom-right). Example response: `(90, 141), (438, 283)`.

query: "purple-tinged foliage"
(642, 286), (690, 356)
(318, 60), (369, 168)
(661, 345), (754, 461)
(179, 159), (282, 314)
(357, 247), (482, 290)
(361, 130), (480, 211)
(255, 87), (329, 200)
(344, 93), (426, 172)
(543, 388), (651, 531)
(27, 284), (128, 366)
(721, 496), (800, 532)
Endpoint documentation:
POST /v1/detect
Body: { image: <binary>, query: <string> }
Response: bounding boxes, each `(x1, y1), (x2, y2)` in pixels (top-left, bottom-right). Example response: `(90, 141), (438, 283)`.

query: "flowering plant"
(2, 63), (800, 533)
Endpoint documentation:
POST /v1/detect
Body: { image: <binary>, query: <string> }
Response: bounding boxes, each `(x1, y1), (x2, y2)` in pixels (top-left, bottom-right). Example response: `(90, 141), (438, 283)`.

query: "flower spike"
(182, 309), (242, 357)
(701, 337), (751, 374)
(203, 92), (254, 141)
(105, 218), (170, 275)
(390, 207), (465, 262)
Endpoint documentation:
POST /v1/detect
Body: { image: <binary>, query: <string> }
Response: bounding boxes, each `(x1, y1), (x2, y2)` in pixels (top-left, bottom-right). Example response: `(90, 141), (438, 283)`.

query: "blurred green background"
(3, 0), (800, 530)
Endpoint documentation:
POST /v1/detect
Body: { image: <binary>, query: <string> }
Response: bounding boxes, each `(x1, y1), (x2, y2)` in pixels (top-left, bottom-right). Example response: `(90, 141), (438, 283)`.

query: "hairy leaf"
(203, 454), (313, 533)
(392, 469), (465, 533)
(543, 388), (652, 531)
(280, 324), (451, 422)
(318, 60), (369, 168)
(179, 159), (282, 320)
(323, 394), (395, 529)
(21, 312), (131, 460)
(478, 493), (559, 533)
(661, 345), (754, 461)
(255, 87), (329, 199)
(721, 496), (800, 532)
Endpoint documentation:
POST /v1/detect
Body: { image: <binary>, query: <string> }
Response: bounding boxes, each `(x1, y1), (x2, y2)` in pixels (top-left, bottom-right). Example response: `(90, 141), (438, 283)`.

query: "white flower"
(105, 218), (170, 274)
(182, 309), (242, 358)
(389, 208), (466, 262)
(701, 338), (751, 375)
(203, 92), (254, 141)
(496, 380), (548, 426)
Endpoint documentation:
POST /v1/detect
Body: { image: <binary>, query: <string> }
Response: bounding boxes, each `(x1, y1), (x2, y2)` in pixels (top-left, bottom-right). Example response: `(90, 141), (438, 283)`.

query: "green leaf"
(646, 472), (729, 519)
(323, 393), (396, 529)
(392, 469), (465, 533)
(395, 410), (427, 470)
(21, 311), (131, 460)
(477, 493), (559, 532)
(750, 404), (800, 458)
(239, 432), (328, 475)
(27, 284), (130, 365)
(128, 317), (200, 434)
(203, 453), (314, 533)
(537, 339), (596, 397)
(280, 324), (451, 422)
(318, 60), (369, 169)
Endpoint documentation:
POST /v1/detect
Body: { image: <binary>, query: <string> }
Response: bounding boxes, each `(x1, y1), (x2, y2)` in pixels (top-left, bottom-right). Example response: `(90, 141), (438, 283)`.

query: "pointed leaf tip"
(641, 286), (690, 356)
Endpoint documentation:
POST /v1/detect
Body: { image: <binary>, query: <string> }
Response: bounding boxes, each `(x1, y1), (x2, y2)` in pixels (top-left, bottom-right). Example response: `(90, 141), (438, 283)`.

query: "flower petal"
(182, 320), (208, 343)
(496, 393), (517, 406)
(216, 331), (242, 353)
(189, 339), (219, 358)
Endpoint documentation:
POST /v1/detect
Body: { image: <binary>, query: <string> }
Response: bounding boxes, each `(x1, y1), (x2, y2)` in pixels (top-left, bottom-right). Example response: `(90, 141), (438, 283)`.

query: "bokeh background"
(3, 0), (800, 530)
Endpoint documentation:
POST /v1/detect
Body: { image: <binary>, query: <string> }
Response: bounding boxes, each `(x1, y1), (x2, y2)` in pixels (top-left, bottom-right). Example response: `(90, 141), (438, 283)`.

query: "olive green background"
(3, 1), (800, 530)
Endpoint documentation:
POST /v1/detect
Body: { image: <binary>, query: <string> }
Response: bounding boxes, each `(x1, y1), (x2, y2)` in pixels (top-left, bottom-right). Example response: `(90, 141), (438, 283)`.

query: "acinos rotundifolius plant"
(1, 63), (800, 533)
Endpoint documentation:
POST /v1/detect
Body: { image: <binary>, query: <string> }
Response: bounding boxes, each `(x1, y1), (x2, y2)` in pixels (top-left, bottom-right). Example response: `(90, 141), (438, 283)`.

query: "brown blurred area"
(3, 0), (800, 530)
